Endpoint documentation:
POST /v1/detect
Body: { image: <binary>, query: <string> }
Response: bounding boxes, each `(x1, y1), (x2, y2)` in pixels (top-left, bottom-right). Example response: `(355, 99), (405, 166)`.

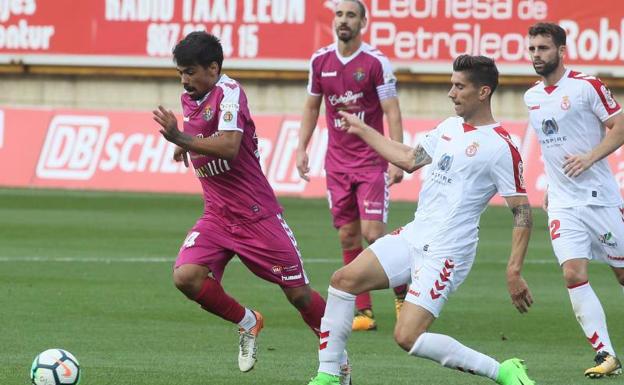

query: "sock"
(194, 277), (246, 324)
(342, 248), (371, 311)
(238, 308), (257, 331)
(393, 284), (408, 298)
(567, 281), (616, 356)
(409, 332), (499, 380)
(298, 290), (326, 337)
(318, 286), (356, 376)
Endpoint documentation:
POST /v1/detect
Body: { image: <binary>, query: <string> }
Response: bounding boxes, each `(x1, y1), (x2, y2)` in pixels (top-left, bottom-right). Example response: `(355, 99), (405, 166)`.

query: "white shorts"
(548, 205), (624, 267)
(370, 231), (474, 318)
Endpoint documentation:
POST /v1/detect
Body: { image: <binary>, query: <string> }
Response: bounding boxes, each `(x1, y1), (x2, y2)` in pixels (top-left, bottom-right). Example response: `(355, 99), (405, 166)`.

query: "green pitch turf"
(1, 188), (622, 385)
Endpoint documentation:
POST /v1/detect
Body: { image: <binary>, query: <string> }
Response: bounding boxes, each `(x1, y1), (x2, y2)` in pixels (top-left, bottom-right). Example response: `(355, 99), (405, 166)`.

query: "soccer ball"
(30, 349), (80, 385)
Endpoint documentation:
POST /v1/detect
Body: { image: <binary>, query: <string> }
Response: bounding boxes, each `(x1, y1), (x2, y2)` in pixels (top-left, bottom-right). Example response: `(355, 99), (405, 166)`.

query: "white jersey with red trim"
(525, 69), (623, 208)
(401, 117), (526, 257)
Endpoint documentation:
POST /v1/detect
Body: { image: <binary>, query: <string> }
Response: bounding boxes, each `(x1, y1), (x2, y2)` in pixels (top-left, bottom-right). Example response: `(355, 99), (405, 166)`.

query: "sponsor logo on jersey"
(271, 265), (283, 274)
(223, 111), (233, 122)
(203, 106), (213, 121)
(281, 273), (302, 281)
(560, 96), (571, 110)
(601, 85), (618, 109)
(328, 90), (364, 106)
(518, 161), (526, 189)
(541, 118), (559, 135)
(321, 71), (337, 77)
(219, 102), (239, 112)
(353, 68), (365, 82)
(599, 232), (617, 247)
(465, 142), (479, 157)
(437, 153), (453, 171)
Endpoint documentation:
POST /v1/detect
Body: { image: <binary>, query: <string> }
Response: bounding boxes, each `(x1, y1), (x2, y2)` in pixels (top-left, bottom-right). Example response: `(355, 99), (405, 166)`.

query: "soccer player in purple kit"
(152, 31), (337, 375)
(296, 0), (407, 331)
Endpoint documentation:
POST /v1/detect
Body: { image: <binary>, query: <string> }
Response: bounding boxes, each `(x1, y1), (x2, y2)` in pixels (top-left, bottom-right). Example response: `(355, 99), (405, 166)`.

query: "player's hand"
(153, 105), (181, 143)
(542, 190), (548, 212)
(337, 111), (365, 135)
(563, 153), (594, 177)
(506, 273), (533, 313)
(296, 148), (310, 182)
(173, 146), (189, 168)
(388, 164), (404, 186)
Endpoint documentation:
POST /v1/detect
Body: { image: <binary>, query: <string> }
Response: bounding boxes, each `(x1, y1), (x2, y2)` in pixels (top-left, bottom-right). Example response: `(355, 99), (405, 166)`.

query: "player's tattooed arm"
(408, 144), (432, 172)
(511, 203), (532, 228)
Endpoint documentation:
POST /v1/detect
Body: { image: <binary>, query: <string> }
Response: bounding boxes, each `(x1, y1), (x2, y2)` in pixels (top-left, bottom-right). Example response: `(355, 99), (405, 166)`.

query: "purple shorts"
(326, 171), (389, 228)
(175, 213), (309, 288)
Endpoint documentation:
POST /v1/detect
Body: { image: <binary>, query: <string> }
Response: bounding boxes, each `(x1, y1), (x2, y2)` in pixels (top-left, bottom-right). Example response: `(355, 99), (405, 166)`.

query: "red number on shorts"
(549, 219), (561, 240)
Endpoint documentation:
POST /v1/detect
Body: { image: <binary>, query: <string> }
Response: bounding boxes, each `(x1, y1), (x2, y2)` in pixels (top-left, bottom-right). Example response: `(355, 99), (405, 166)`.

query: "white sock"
(568, 281), (616, 356)
(409, 332), (500, 380)
(318, 286), (356, 376)
(237, 308), (256, 331)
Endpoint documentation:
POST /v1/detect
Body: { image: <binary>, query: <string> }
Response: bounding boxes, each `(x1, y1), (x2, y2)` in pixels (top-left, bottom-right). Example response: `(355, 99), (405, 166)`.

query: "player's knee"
(329, 268), (360, 294)
(393, 324), (423, 352)
(173, 267), (204, 298)
(284, 286), (311, 309)
(562, 267), (587, 286)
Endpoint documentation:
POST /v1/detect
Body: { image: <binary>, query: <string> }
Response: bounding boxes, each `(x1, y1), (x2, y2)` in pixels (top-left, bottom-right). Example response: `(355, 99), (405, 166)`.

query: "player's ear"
(558, 44), (566, 59)
(479, 85), (492, 101)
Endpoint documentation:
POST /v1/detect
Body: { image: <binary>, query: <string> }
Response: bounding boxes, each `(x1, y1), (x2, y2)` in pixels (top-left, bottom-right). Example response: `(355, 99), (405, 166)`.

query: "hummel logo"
(321, 71), (337, 77)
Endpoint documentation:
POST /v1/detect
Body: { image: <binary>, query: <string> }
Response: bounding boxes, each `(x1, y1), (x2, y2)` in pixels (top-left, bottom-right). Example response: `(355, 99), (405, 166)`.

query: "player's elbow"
(221, 146), (239, 161)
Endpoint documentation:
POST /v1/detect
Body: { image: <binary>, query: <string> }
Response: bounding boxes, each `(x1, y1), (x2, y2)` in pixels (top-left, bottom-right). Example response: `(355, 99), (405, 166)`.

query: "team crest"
(223, 111), (233, 122)
(541, 118), (559, 135)
(560, 96), (571, 110)
(353, 68), (365, 82)
(202, 106), (213, 121)
(437, 153), (454, 171)
(465, 142), (479, 157)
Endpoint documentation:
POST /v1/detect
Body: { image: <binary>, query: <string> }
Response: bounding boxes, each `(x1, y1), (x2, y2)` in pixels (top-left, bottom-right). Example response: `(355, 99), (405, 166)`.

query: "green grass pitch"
(1, 188), (622, 384)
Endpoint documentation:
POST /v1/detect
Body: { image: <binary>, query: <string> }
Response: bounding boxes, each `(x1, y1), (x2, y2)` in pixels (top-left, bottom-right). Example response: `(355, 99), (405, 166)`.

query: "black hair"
(173, 31), (223, 72)
(528, 22), (567, 47)
(453, 54), (499, 96)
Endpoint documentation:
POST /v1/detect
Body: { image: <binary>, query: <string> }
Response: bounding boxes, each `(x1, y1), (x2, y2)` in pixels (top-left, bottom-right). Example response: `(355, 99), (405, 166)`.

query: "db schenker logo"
(36, 115), (109, 180)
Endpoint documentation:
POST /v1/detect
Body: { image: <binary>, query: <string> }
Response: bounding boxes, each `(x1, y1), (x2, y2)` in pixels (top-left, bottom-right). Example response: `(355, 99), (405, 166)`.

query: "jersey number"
(549, 220), (561, 240)
(183, 231), (200, 248)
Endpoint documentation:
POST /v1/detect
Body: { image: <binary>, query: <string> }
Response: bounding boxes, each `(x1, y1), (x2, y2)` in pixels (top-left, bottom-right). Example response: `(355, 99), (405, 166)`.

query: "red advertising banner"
(0, 1), (623, 75)
(5, 105), (624, 207)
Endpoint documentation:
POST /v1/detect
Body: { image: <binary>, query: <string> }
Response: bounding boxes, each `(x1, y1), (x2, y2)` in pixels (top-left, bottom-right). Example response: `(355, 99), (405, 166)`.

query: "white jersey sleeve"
(490, 130), (527, 197)
(217, 80), (243, 133)
(583, 77), (622, 122)
(420, 119), (449, 158)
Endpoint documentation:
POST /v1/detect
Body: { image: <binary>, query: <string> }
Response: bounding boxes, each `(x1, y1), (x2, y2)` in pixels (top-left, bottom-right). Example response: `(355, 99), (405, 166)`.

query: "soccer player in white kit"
(306, 55), (536, 385)
(525, 22), (624, 378)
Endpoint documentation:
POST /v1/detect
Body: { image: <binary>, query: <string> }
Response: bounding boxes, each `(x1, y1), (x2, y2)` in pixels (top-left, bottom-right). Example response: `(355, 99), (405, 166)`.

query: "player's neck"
(463, 108), (496, 127)
(542, 65), (567, 86)
(337, 38), (362, 57)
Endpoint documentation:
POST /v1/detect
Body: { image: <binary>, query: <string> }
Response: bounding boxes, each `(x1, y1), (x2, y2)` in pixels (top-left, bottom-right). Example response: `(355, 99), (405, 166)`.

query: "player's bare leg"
(308, 249), (390, 384)
(338, 220), (376, 331)
(173, 264), (262, 372)
(396, 301), (534, 384)
(561, 258), (620, 377)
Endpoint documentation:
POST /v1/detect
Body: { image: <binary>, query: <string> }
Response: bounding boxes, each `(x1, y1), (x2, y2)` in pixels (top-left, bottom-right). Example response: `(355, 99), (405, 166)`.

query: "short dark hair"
(453, 54), (499, 96)
(528, 22), (567, 47)
(173, 31), (223, 72)
(341, 0), (366, 18)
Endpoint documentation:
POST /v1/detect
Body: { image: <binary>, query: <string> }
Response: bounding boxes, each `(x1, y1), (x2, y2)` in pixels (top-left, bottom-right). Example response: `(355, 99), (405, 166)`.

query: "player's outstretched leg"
(584, 351), (622, 378)
(496, 358), (536, 385)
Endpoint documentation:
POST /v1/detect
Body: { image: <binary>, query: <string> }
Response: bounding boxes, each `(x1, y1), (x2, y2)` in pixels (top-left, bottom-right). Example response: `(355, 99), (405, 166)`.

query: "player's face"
(334, 1), (365, 43)
(448, 71), (482, 118)
(528, 34), (563, 77)
(177, 62), (219, 100)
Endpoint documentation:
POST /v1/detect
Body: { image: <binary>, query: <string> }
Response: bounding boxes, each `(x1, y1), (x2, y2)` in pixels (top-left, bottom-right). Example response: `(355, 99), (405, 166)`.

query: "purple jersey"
(181, 74), (282, 224)
(307, 43), (397, 173)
